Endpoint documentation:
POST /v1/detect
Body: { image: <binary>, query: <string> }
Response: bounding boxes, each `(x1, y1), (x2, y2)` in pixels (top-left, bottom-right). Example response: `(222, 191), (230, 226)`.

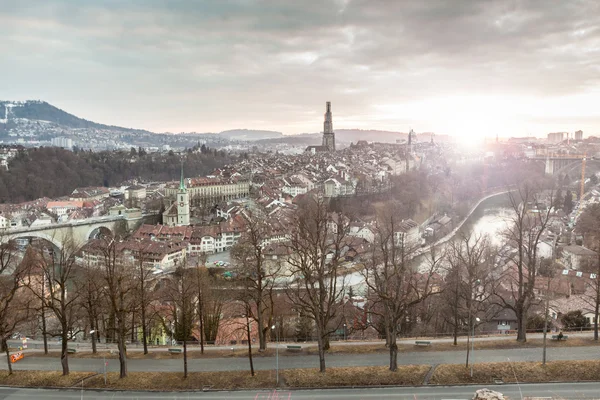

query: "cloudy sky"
(2, 0), (600, 139)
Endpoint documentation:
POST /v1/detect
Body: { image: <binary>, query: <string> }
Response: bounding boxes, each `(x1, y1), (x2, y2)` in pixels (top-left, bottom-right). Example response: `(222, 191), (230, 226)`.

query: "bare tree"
(74, 256), (106, 355)
(285, 195), (350, 373)
(132, 249), (154, 354)
(192, 260), (209, 353)
(363, 202), (441, 371)
(446, 232), (495, 368)
(231, 216), (280, 351)
(161, 263), (196, 379)
(496, 183), (554, 342)
(25, 237), (82, 375)
(201, 271), (226, 345)
(20, 247), (49, 354)
(99, 237), (136, 378)
(0, 239), (32, 374)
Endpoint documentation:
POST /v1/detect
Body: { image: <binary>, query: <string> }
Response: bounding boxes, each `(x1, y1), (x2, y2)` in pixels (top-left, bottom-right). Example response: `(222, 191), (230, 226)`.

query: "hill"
(0, 100), (147, 132)
(0, 146), (239, 203)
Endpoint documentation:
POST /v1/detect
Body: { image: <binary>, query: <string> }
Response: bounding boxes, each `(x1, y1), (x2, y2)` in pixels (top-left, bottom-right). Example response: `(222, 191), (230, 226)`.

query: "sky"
(2, 0), (600, 140)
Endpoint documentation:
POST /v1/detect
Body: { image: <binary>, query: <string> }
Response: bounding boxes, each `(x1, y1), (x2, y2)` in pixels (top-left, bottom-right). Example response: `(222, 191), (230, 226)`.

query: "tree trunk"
(388, 328), (398, 371)
(453, 311), (459, 346)
(316, 330), (326, 373)
(89, 313), (97, 354)
(130, 311), (135, 342)
(257, 311), (266, 351)
(323, 334), (330, 351)
(246, 313), (254, 376)
(594, 292), (599, 341)
(516, 309), (527, 342)
(465, 328), (470, 369)
(117, 333), (127, 378)
(141, 305), (148, 354)
(41, 305), (48, 355)
(3, 338), (12, 375)
(199, 307), (205, 354)
(61, 331), (69, 376)
(117, 311), (128, 378)
(183, 337), (188, 379)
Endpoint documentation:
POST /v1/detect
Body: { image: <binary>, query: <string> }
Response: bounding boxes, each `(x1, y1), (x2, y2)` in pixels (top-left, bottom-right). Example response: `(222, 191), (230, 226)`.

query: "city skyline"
(2, 1), (600, 139)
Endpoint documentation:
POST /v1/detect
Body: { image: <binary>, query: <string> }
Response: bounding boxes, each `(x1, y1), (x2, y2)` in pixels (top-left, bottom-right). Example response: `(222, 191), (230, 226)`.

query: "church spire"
(179, 160), (186, 191)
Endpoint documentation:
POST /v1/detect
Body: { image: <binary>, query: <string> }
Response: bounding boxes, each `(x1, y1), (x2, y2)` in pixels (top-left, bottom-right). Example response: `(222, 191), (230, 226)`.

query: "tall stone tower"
(177, 162), (190, 226)
(322, 101), (335, 152)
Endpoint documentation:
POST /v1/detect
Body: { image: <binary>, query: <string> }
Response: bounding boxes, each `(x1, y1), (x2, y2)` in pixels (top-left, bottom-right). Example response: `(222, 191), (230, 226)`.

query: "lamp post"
(343, 323), (347, 341)
(271, 324), (279, 386)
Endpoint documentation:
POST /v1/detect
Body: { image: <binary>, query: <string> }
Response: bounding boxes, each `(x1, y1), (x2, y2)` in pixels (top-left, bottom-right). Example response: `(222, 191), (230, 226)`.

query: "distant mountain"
(334, 129), (406, 143)
(0, 100), (148, 132)
(218, 129), (283, 141)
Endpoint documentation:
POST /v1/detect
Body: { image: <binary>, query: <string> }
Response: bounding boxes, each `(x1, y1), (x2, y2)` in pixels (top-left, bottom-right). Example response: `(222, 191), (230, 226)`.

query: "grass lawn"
(2, 360), (600, 391)
(430, 360), (600, 385)
(0, 371), (94, 387)
(0, 366), (429, 391)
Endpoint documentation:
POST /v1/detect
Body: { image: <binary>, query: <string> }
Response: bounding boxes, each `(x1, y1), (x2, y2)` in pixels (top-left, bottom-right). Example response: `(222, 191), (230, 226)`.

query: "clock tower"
(177, 163), (190, 226)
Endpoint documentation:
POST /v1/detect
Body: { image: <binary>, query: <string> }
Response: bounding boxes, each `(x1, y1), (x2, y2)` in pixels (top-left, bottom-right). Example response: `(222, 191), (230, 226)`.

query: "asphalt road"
(11, 331), (595, 352)
(5, 345), (600, 373)
(1, 382), (600, 399)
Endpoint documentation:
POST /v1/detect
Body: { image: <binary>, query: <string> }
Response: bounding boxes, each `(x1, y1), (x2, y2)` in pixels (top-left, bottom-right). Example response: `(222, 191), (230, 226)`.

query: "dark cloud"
(1, 0), (599, 135)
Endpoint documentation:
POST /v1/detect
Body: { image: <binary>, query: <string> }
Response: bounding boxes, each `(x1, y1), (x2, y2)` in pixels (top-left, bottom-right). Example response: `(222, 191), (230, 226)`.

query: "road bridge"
(0, 215), (145, 249)
(529, 154), (600, 176)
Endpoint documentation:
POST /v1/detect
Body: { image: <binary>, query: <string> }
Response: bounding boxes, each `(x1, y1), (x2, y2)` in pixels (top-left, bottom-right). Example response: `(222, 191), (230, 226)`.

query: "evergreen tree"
(564, 190), (574, 214)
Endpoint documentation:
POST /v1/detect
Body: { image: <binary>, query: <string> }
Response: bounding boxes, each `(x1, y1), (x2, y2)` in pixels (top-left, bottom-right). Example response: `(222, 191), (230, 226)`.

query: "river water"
(457, 193), (513, 246)
(348, 193), (515, 294)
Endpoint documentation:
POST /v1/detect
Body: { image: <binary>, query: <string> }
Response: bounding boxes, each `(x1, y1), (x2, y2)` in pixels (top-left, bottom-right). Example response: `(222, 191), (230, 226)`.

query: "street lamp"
(471, 317), (480, 377)
(343, 323), (347, 341)
(271, 324), (279, 386)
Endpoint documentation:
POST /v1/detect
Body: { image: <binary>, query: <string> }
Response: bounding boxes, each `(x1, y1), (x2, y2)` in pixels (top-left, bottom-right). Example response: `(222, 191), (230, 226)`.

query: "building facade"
(165, 178), (250, 207)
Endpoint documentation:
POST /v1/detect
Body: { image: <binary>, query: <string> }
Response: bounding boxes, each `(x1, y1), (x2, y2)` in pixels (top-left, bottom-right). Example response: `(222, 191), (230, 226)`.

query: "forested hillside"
(0, 146), (240, 203)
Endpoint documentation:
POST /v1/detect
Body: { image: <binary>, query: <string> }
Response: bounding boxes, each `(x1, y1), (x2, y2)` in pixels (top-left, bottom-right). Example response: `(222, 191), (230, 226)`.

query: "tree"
(561, 310), (588, 329)
(192, 260), (209, 353)
(285, 195), (351, 373)
(0, 239), (31, 375)
(99, 237), (136, 378)
(162, 264), (196, 379)
(25, 238), (82, 375)
(132, 249), (155, 355)
(496, 183), (554, 342)
(552, 189), (563, 210)
(576, 203), (600, 340)
(74, 258), (105, 354)
(363, 201), (442, 371)
(445, 232), (494, 368)
(564, 190), (574, 214)
(231, 216), (280, 351)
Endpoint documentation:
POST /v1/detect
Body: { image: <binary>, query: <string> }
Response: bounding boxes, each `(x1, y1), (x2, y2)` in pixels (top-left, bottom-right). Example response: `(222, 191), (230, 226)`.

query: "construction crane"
(580, 152), (587, 202)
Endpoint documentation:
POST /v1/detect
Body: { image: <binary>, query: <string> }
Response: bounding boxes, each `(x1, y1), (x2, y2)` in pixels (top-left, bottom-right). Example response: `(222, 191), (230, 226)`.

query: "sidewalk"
(12, 331), (594, 354)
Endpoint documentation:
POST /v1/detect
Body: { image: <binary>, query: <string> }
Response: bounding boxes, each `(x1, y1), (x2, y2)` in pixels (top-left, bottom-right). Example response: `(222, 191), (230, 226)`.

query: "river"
(347, 192), (515, 294)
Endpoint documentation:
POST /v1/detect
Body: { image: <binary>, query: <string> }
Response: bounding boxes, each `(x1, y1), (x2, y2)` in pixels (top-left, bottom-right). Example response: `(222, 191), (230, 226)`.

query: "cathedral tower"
(322, 101), (335, 152)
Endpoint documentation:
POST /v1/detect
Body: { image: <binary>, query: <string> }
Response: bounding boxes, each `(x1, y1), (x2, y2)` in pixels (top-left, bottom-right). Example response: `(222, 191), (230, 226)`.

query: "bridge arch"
(86, 225), (114, 241)
(554, 159), (600, 178)
(5, 232), (63, 250)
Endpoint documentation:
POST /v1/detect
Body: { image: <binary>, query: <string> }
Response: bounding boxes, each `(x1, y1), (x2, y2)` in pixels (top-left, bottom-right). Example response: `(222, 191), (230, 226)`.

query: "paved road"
(11, 331), (594, 352)
(6, 345), (600, 373)
(1, 382), (600, 399)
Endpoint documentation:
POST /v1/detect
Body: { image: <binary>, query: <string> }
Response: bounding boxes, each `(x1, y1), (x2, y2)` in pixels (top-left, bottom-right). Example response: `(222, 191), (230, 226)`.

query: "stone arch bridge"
(0, 215), (144, 249)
